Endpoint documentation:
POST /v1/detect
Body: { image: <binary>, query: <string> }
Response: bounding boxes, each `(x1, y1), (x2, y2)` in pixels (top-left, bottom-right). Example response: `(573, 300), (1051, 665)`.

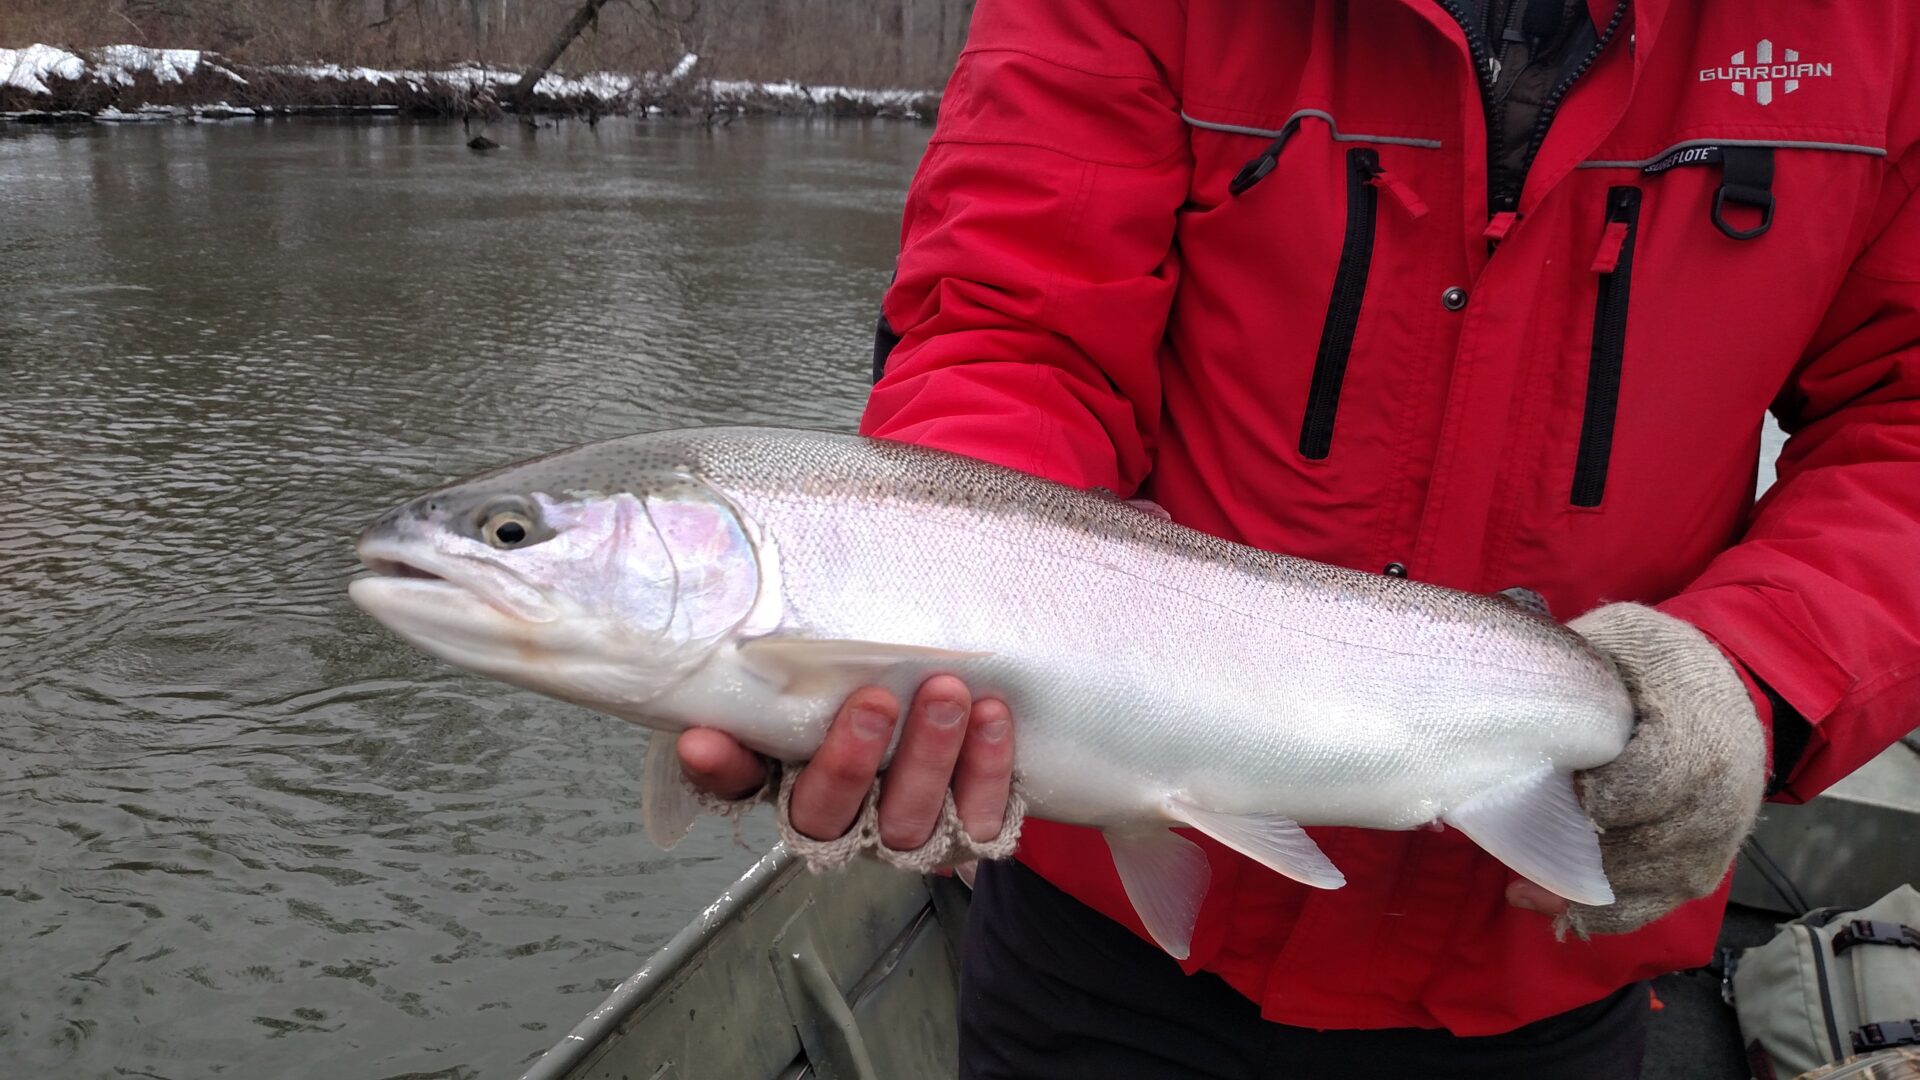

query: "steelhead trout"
(348, 427), (1634, 957)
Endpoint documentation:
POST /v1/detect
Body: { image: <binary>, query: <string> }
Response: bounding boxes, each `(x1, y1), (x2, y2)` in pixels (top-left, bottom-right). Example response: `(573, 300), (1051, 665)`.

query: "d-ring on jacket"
(860, 0), (1920, 1035)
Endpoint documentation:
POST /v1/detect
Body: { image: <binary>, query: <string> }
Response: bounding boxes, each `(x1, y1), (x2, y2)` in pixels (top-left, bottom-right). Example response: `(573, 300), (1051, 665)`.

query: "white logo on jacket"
(1698, 39), (1832, 105)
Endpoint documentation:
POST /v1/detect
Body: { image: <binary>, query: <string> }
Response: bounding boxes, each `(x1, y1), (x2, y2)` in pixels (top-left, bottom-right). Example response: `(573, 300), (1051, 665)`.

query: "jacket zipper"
(1431, 0), (1504, 209)
(1437, 0), (1629, 214)
(1432, 0), (1497, 101)
(1571, 186), (1640, 506)
(1504, 0), (1629, 212)
(1300, 148), (1382, 460)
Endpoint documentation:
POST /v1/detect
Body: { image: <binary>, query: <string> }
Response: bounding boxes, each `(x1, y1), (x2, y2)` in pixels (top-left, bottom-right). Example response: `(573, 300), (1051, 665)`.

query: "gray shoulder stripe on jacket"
(1182, 109), (1444, 150)
(1579, 136), (1886, 169)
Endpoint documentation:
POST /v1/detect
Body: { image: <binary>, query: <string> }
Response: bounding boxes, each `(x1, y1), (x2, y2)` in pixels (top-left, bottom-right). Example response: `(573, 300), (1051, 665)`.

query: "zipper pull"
(1229, 116), (1303, 196)
(1484, 211), (1521, 242)
(1590, 220), (1630, 273)
(1367, 167), (1429, 219)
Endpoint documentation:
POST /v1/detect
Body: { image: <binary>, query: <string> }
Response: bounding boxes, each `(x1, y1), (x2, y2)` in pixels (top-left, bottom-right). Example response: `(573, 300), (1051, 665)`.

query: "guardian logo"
(1699, 39), (1832, 106)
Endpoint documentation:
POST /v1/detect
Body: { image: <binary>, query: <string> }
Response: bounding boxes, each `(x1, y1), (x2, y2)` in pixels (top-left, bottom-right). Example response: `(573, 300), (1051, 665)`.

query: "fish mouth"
(354, 538), (464, 590)
(352, 537), (556, 623)
(359, 553), (449, 582)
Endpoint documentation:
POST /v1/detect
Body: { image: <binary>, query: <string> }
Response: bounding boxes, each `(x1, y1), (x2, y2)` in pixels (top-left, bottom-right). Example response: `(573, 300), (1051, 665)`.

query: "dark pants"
(958, 859), (1649, 1080)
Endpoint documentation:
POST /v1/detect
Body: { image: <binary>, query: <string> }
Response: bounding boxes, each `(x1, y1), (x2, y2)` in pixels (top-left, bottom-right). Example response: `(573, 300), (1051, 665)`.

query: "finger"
(876, 675), (973, 850)
(952, 697), (1015, 842)
(788, 687), (899, 842)
(1505, 879), (1572, 916)
(677, 728), (766, 800)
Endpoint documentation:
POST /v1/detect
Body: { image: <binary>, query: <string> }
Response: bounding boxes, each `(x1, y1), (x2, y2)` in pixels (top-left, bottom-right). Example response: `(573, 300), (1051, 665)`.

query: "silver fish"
(348, 427), (1634, 957)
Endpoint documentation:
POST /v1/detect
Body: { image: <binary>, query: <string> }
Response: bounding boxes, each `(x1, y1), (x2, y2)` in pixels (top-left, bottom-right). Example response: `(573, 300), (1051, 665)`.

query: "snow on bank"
(95, 45), (247, 86)
(1, 44), (246, 93)
(265, 50), (923, 111)
(2, 43), (934, 121)
(1, 44), (86, 95)
(275, 60), (656, 102)
(709, 78), (928, 110)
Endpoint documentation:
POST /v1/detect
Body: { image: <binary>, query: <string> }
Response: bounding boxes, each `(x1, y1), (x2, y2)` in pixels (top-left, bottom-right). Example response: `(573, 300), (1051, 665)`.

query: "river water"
(0, 118), (1793, 1080)
(0, 117), (925, 1080)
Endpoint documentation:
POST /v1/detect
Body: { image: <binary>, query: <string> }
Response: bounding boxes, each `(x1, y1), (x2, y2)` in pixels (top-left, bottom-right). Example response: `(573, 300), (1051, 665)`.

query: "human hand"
(678, 675), (1020, 870)
(1507, 603), (1767, 935)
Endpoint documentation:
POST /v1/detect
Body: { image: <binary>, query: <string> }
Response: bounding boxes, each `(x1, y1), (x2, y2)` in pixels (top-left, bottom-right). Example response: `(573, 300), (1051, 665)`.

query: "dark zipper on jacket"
(1433, 0), (1497, 100)
(1435, 0), (1628, 214)
(1503, 0), (1629, 211)
(1571, 186), (1640, 507)
(1300, 148), (1383, 461)
(1430, 0), (1504, 210)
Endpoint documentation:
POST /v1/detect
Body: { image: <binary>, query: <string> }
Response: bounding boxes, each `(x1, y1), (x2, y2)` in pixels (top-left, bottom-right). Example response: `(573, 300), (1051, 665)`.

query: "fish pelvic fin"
(1164, 799), (1346, 889)
(737, 636), (992, 696)
(1104, 828), (1211, 960)
(1442, 765), (1615, 906)
(641, 731), (701, 850)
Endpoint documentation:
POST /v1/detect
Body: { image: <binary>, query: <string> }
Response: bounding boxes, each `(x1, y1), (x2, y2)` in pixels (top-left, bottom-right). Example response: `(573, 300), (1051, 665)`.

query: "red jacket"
(861, 0), (1920, 1035)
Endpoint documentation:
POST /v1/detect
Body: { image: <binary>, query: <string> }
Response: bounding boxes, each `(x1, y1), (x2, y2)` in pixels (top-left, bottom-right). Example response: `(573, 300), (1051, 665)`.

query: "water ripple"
(1, 116), (899, 1079)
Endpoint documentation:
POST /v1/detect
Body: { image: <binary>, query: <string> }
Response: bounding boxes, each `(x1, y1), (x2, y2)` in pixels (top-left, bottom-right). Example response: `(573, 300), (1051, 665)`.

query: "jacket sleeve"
(1660, 153), (1920, 800)
(857, 0), (1190, 493)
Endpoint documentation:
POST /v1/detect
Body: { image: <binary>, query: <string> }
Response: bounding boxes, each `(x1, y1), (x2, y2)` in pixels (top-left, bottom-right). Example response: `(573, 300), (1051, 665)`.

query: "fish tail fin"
(1442, 766), (1614, 906)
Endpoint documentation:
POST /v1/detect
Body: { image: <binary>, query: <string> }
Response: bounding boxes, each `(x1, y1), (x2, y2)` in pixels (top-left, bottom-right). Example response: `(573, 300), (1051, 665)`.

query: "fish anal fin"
(1104, 828), (1211, 960)
(1442, 766), (1615, 906)
(1164, 799), (1345, 890)
(642, 731), (700, 850)
(737, 637), (991, 696)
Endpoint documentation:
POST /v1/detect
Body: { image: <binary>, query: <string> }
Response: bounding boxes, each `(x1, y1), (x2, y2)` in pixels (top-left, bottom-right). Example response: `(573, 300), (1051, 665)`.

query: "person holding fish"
(672, 1), (1920, 1076)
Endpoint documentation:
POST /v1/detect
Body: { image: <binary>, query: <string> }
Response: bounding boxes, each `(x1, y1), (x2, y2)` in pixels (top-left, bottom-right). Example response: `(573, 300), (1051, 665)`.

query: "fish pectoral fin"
(1103, 828), (1211, 960)
(737, 636), (992, 695)
(641, 731), (701, 850)
(1163, 799), (1346, 889)
(1441, 766), (1615, 906)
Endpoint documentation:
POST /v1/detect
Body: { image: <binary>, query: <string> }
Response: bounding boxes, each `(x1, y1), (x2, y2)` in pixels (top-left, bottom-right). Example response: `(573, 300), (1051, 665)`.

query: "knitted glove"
(1561, 603), (1768, 937)
(689, 761), (1026, 874)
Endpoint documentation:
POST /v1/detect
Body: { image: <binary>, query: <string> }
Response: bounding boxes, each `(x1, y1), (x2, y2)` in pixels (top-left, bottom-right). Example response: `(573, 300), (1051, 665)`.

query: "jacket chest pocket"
(1572, 185), (1642, 507)
(1550, 140), (1887, 511)
(1300, 147), (1385, 461)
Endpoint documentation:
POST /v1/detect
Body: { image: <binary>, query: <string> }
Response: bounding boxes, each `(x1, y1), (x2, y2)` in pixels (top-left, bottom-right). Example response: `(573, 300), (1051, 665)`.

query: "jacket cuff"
(1656, 588), (1824, 801)
(1654, 585), (1850, 727)
(1711, 639), (1774, 773)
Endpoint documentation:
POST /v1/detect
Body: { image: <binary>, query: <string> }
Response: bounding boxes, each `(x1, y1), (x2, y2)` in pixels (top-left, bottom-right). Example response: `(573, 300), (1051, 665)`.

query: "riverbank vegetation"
(1, 0), (965, 119)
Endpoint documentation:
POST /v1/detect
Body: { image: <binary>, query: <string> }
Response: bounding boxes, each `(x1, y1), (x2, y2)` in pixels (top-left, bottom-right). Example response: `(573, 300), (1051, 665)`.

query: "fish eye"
(484, 511), (534, 548)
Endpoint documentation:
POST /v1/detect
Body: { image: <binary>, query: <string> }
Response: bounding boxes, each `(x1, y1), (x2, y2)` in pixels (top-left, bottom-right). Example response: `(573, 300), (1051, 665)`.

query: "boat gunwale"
(518, 844), (799, 1080)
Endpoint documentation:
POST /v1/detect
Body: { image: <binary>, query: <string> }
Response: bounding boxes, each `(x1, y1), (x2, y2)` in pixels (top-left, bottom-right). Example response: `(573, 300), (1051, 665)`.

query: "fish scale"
(349, 426), (1636, 958)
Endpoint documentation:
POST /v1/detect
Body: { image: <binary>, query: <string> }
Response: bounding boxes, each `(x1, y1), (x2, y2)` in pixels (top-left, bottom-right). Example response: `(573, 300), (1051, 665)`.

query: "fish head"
(349, 467), (762, 719)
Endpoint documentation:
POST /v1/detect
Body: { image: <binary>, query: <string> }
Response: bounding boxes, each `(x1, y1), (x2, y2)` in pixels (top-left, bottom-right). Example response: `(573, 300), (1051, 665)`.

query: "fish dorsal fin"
(1493, 587), (1554, 620)
(1441, 765), (1615, 906)
(1125, 498), (1172, 521)
(641, 731), (700, 850)
(737, 637), (992, 695)
(1104, 828), (1211, 960)
(1164, 799), (1346, 889)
